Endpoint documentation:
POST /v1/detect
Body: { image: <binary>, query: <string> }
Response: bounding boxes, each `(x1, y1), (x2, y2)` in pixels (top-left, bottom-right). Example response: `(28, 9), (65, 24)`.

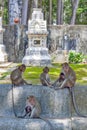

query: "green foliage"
(1, 0), (87, 25)
(69, 51), (84, 64)
(76, 0), (87, 24)
(3, 0), (8, 24)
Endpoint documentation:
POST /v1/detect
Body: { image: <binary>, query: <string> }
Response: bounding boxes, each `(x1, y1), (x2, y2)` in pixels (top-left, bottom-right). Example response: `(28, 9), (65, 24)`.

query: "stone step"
(0, 117), (87, 130)
(0, 84), (71, 118)
(0, 84), (87, 130)
(0, 84), (87, 118)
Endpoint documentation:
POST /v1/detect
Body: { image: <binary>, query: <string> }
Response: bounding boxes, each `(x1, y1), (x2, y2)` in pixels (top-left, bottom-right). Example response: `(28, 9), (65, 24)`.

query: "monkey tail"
(11, 84), (27, 118)
(39, 116), (54, 130)
(69, 87), (87, 118)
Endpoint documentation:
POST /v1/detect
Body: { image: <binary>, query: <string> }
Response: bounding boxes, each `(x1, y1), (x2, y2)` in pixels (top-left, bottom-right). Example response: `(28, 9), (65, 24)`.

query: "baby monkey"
(23, 95), (41, 118)
(52, 72), (65, 89)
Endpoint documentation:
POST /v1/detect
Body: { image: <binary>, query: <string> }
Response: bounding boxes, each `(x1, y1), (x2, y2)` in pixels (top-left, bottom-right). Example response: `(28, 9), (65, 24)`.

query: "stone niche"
(22, 8), (51, 66)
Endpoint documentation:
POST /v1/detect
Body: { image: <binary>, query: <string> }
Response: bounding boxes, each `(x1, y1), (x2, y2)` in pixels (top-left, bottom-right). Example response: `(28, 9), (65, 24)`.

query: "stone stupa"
(22, 4), (51, 66)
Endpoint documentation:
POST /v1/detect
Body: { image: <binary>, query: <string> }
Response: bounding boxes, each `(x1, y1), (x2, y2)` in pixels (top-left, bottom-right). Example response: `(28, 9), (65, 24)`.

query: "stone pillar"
(0, 17), (8, 63)
(49, 0), (52, 25)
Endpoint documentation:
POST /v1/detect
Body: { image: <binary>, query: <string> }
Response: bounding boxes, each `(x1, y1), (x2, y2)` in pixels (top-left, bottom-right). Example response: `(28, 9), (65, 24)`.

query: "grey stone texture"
(72, 117), (87, 130)
(0, 84), (87, 130)
(3, 25), (87, 63)
(47, 25), (87, 53)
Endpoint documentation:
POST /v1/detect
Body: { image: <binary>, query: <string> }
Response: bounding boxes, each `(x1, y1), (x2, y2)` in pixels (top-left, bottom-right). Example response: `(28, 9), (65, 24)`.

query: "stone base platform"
(22, 47), (51, 66)
(0, 84), (87, 130)
(0, 117), (87, 130)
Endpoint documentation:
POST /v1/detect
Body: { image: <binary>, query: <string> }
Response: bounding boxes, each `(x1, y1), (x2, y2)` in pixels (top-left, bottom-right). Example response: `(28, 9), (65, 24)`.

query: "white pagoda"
(22, 8), (51, 66)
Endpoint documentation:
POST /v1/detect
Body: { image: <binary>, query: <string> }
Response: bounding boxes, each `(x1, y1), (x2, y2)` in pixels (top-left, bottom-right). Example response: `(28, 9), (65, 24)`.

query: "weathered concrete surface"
(0, 117), (72, 130)
(0, 84), (87, 130)
(49, 119), (71, 130)
(0, 117), (51, 130)
(71, 86), (87, 116)
(72, 117), (87, 130)
(0, 84), (14, 117)
(0, 117), (87, 130)
(0, 84), (71, 118)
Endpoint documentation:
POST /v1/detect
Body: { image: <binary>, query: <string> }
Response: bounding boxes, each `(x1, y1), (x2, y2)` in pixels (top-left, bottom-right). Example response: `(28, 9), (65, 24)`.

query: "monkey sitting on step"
(59, 62), (76, 89)
(58, 62), (87, 117)
(22, 95), (41, 118)
(40, 67), (52, 87)
(10, 64), (32, 86)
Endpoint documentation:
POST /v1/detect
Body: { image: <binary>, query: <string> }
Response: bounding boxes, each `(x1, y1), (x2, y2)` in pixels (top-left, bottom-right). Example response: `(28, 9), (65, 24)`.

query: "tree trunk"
(70, 0), (80, 25)
(57, 0), (63, 25)
(60, 0), (63, 24)
(9, 0), (19, 25)
(27, 0), (32, 19)
(49, 0), (52, 25)
(21, 0), (29, 25)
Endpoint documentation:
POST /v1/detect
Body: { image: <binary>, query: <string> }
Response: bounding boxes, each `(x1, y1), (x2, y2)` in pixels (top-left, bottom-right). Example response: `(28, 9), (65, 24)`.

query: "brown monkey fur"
(59, 62), (76, 88)
(24, 95), (41, 118)
(10, 64), (29, 86)
(40, 67), (51, 86)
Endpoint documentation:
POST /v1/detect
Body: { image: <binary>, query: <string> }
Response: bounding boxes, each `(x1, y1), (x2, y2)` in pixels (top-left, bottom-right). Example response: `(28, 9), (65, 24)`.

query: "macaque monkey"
(40, 67), (52, 87)
(23, 95), (41, 118)
(10, 64), (31, 86)
(59, 62), (76, 89)
(58, 62), (87, 117)
(12, 95), (54, 129)
(22, 95), (54, 129)
(52, 72), (65, 89)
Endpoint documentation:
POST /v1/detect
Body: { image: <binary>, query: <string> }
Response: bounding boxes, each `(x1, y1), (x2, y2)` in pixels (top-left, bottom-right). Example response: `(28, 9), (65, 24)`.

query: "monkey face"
(29, 99), (35, 106)
(62, 65), (69, 73)
(22, 67), (26, 72)
(19, 64), (26, 72)
(43, 67), (49, 73)
(20, 66), (26, 72)
(27, 96), (36, 106)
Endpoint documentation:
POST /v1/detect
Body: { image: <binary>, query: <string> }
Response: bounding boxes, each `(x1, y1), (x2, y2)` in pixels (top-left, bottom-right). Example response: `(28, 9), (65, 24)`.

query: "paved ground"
(0, 62), (18, 84)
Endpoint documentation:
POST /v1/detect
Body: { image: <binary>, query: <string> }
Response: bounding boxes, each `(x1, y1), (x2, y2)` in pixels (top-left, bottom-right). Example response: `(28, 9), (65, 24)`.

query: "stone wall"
(3, 25), (87, 63)
(47, 25), (87, 53)
(0, 84), (87, 130)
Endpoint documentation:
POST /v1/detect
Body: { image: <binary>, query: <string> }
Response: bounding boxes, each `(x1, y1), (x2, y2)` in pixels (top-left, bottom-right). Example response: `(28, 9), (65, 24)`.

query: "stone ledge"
(0, 84), (87, 118)
(0, 117), (87, 130)
(0, 84), (71, 118)
(0, 117), (71, 130)
(0, 117), (51, 130)
(72, 117), (87, 130)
